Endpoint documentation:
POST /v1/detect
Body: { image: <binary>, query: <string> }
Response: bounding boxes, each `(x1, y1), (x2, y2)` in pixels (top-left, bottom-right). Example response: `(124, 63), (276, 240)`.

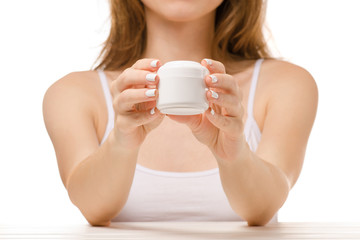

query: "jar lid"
(158, 60), (209, 78)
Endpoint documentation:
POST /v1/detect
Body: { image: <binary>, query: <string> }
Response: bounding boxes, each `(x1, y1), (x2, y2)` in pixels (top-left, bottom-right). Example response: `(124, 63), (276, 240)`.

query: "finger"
(205, 108), (244, 137)
(206, 90), (243, 117)
(132, 58), (161, 71)
(201, 58), (226, 74)
(205, 74), (240, 94)
(112, 69), (159, 93)
(209, 101), (221, 115)
(114, 88), (158, 113)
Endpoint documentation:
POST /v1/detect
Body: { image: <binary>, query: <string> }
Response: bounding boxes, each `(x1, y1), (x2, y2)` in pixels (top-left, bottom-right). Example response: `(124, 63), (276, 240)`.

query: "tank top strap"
(247, 59), (264, 119)
(97, 70), (115, 145)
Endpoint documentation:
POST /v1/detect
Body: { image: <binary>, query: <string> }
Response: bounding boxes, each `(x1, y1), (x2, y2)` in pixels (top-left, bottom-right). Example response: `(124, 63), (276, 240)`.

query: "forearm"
(66, 131), (139, 226)
(217, 145), (290, 226)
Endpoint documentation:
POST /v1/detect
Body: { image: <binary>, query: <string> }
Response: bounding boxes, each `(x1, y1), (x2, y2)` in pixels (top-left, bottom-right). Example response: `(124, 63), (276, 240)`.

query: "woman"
(43, 0), (318, 226)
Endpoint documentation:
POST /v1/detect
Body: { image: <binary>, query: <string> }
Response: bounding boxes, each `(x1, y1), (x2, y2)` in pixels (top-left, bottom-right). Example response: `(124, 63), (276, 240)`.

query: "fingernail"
(205, 87), (209, 92)
(211, 108), (215, 116)
(210, 75), (217, 83)
(145, 89), (156, 97)
(146, 73), (157, 82)
(150, 107), (155, 115)
(210, 90), (219, 99)
(150, 60), (159, 68)
(204, 59), (213, 66)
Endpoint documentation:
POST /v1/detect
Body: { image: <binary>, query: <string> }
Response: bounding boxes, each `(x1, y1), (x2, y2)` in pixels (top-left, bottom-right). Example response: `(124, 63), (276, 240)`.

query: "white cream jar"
(156, 61), (209, 115)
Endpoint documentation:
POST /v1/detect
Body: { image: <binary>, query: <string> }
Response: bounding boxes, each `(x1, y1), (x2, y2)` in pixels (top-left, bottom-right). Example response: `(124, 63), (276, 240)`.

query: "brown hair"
(94, 0), (271, 71)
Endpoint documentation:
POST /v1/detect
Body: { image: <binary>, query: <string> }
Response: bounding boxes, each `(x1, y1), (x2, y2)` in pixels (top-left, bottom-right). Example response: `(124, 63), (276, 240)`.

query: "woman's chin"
(142, 0), (223, 23)
(158, 10), (208, 23)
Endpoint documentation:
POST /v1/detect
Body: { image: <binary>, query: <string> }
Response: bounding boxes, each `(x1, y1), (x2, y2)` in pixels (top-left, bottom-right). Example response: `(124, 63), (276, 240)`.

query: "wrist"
(217, 145), (254, 181)
(215, 135), (251, 167)
(107, 130), (140, 155)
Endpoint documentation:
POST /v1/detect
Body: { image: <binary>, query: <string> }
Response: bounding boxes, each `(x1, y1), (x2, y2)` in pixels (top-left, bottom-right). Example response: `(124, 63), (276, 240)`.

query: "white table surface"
(1, 222), (360, 239)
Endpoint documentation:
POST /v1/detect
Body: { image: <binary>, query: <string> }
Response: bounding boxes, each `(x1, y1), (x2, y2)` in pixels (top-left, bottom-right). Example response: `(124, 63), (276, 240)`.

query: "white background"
(0, 0), (359, 224)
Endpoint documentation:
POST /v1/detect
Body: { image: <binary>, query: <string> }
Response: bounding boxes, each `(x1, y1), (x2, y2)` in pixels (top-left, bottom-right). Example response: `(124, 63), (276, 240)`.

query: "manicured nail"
(210, 90), (219, 99)
(210, 75), (217, 83)
(210, 108), (215, 116)
(205, 87), (209, 92)
(150, 107), (155, 115)
(146, 73), (157, 82)
(150, 60), (159, 68)
(204, 59), (213, 66)
(145, 89), (156, 97)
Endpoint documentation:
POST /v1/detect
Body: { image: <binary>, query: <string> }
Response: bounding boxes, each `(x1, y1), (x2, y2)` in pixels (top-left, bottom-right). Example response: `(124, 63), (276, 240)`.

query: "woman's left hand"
(168, 59), (246, 163)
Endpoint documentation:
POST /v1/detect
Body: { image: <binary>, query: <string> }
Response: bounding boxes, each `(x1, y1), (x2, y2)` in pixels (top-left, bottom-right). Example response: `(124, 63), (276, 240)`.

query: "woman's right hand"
(110, 59), (165, 150)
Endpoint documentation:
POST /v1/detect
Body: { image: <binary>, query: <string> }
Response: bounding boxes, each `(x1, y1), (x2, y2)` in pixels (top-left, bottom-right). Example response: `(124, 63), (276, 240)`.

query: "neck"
(141, 9), (215, 64)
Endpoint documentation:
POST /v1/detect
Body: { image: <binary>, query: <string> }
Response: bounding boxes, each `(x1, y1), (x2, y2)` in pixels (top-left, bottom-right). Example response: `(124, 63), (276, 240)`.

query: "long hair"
(94, 0), (271, 71)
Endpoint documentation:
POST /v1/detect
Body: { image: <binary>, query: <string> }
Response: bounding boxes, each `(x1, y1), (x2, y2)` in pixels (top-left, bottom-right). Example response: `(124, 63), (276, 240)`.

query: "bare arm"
(218, 62), (318, 225)
(43, 59), (164, 226)
(170, 60), (318, 225)
(66, 134), (139, 226)
(43, 73), (137, 226)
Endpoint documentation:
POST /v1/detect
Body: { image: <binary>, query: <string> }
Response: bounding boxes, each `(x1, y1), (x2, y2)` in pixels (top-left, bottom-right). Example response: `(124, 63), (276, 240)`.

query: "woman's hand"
(168, 59), (246, 162)
(110, 59), (165, 150)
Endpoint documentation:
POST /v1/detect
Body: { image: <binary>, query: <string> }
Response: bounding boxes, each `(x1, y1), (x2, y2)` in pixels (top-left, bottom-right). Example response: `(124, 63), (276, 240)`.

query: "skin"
(43, 0), (318, 226)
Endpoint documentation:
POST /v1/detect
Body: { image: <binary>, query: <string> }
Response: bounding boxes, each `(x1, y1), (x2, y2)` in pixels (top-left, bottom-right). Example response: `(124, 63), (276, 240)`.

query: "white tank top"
(97, 59), (276, 222)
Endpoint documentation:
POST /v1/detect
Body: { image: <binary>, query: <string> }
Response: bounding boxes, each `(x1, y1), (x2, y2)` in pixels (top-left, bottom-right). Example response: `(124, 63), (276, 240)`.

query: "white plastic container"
(156, 61), (209, 115)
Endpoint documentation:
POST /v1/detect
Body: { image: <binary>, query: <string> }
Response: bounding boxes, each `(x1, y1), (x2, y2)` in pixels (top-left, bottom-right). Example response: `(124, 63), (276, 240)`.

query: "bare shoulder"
(43, 71), (104, 118)
(42, 70), (105, 185)
(261, 59), (318, 99)
(42, 70), (104, 140)
(254, 59), (318, 187)
(259, 59), (318, 135)
(43, 71), (100, 104)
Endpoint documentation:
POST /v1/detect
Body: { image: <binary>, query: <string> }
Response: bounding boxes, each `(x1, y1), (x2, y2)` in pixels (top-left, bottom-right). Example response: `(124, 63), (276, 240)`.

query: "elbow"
(76, 203), (115, 227)
(77, 200), (126, 227)
(246, 218), (270, 227)
(243, 208), (277, 227)
(87, 218), (111, 227)
(83, 210), (112, 227)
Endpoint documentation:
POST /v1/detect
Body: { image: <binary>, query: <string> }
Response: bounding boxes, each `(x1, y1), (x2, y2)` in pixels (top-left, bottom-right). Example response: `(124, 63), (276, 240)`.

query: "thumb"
(167, 114), (202, 131)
